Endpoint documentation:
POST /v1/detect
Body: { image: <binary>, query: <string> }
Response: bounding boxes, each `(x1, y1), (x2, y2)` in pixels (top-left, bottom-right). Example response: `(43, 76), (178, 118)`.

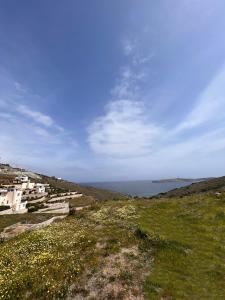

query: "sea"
(81, 180), (194, 197)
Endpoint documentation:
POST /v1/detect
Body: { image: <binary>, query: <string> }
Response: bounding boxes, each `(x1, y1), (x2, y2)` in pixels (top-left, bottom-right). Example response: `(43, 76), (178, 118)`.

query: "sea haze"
(81, 180), (194, 197)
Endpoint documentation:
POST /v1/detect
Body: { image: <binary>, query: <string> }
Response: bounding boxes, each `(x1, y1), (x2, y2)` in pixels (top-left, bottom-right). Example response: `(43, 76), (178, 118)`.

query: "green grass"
(0, 214), (57, 232)
(66, 195), (95, 207)
(1, 194), (225, 299)
(158, 176), (225, 198)
(139, 193), (225, 299)
(0, 201), (144, 299)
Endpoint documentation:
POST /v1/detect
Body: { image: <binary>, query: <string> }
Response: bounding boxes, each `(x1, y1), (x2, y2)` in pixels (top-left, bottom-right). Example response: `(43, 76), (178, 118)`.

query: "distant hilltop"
(152, 177), (214, 183)
(0, 162), (41, 179)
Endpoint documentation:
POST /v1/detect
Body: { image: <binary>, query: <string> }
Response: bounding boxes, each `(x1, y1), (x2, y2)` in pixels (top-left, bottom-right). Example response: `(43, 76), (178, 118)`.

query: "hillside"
(155, 175), (225, 198)
(0, 164), (127, 201)
(1, 192), (225, 299)
(0, 163), (41, 180)
(2, 163), (225, 298)
(39, 174), (128, 201)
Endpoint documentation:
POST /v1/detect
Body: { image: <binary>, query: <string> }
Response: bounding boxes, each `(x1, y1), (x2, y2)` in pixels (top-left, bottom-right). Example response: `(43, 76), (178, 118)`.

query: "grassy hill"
(1, 192), (225, 299)
(156, 176), (225, 198)
(1, 164), (225, 298)
(141, 193), (225, 299)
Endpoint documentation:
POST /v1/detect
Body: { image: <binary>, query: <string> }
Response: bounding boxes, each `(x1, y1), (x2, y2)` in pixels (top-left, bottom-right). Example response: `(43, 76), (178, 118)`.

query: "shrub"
(215, 211), (225, 220)
(69, 207), (76, 215)
(0, 205), (10, 212)
(119, 270), (133, 281)
(28, 206), (38, 213)
(135, 227), (190, 253)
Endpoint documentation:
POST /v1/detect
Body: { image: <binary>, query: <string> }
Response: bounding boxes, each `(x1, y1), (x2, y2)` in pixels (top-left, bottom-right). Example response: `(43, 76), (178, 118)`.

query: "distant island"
(152, 177), (214, 183)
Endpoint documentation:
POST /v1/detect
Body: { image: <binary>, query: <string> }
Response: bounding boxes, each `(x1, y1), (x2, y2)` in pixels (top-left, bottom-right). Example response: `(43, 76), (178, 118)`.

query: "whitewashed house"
(15, 175), (29, 182)
(0, 188), (26, 211)
(23, 181), (35, 190)
(0, 189), (8, 205)
(35, 183), (46, 194)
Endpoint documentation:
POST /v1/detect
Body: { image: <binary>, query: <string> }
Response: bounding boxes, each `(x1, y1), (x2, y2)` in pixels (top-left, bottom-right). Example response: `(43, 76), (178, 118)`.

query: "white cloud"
(111, 66), (147, 100)
(88, 59), (225, 179)
(88, 100), (161, 157)
(132, 52), (155, 66)
(0, 76), (80, 177)
(175, 64), (225, 132)
(122, 38), (154, 66)
(0, 112), (78, 173)
(122, 39), (137, 56)
(88, 37), (160, 158)
(112, 67), (136, 99)
(17, 104), (54, 127)
(14, 81), (27, 93)
(0, 112), (14, 120)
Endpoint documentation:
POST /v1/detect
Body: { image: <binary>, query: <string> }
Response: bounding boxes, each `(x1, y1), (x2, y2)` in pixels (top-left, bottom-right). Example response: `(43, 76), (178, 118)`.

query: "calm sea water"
(82, 180), (193, 197)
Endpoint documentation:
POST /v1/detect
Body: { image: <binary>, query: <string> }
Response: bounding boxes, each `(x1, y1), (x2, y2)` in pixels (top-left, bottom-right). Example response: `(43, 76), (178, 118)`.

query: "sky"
(0, 0), (225, 182)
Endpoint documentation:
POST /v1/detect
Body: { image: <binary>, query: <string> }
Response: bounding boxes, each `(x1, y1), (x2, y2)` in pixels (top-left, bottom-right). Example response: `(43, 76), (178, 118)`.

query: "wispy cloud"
(122, 38), (154, 66)
(111, 66), (143, 99)
(88, 100), (161, 157)
(88, 37), (160, 158)
(122, 39), (137, 56)
(17, 104), (54, 127)
(175, 64), (225, 133)
(88, 37), (225, 175)
(14, 81), (28, 93)
(0, 77), (78, 175)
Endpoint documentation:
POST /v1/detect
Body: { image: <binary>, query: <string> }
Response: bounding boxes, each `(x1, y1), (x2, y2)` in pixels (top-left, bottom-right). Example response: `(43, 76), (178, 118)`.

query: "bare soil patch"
(68, 246), (152, 300)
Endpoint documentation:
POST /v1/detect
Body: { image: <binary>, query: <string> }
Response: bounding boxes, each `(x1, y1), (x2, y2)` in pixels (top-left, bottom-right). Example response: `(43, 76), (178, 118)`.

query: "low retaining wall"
(0, 215), (66, 241)
(34, 202), (69, 214)
(0, 208), (28, 215)
(48, 194), (83, 203)
(50, 192), (78, 198)
(26, 196), (46, 204)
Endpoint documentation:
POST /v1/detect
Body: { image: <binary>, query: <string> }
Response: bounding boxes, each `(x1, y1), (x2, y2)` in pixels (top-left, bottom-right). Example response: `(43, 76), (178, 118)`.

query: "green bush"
(0, 205), (10, 212)
(28, 206), (38, 213)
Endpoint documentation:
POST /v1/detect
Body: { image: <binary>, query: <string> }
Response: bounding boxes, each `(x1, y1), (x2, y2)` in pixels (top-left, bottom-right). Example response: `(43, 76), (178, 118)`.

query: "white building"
(22, 181), (35, 190)
(0, 189), (8, 205)
(35, 183), (45, 194)
(14, 176), (35, 190)
(0, 188), (26, 211)
(15, 175), (29, 182)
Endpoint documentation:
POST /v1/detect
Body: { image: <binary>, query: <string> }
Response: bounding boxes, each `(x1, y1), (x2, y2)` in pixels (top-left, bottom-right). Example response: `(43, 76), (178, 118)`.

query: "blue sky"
(0, 0), (225, 181)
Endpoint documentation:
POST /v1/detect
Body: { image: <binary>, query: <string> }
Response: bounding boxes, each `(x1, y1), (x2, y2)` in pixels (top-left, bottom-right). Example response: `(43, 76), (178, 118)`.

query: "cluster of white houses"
(0, 176), (47, 212)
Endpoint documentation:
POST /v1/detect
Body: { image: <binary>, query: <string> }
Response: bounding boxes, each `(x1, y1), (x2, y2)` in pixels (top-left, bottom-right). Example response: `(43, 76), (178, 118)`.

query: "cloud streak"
(0, 78), (78, 176)
(175, 64), (225, 132)
(88, 100), (161, 157)
(88, 39), (225, 173)
(17, 104), (54, 127)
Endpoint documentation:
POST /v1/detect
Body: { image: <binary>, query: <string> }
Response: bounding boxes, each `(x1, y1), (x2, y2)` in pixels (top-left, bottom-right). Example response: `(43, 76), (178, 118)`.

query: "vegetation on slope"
(1, 192), (225, 299)
(140, 193), (225, 299)
(0, 201), (151, 299)
(64, 195), (95, 208)
(0, 214), (58, 232)
(0, 174), (16, 185)
(40, 174), (128, 201)
(0, 167), (128, 201)
(156, 176), (225, 198)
